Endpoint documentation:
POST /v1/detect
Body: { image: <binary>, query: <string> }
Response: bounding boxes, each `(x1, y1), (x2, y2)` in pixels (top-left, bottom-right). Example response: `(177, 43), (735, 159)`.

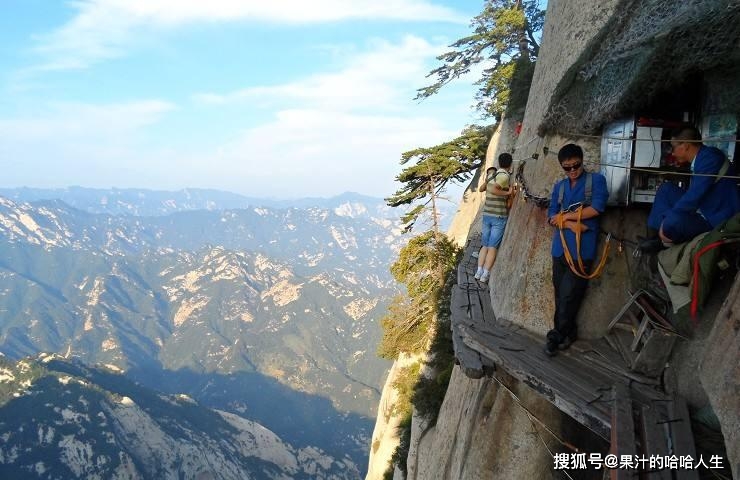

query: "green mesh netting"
(540, 0), (740, 135)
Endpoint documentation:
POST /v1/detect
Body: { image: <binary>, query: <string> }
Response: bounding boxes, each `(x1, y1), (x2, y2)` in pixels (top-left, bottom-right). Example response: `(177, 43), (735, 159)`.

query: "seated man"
(640, 127), (740, 252)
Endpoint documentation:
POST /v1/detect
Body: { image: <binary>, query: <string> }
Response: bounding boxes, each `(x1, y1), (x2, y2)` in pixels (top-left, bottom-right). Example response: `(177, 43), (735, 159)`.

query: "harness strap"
(557, 205), (610, 280)
(714, 158), (730, 184)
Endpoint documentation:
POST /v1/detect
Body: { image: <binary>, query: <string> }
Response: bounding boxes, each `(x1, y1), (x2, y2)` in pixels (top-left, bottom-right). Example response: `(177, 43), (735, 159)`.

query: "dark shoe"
(558, 336), (574, 350)
(544, 341), (559, 357)
(637, 236), (666, 254)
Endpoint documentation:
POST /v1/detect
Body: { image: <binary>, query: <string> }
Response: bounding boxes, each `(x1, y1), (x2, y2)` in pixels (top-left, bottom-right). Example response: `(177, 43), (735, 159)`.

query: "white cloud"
(196, 108), (459, 197)
(1, 35), (477, 197)
(185, 35), (471, 197)
(0, 100), (176, 189)
(0, 101), (175, 140)
(193, 35), (441, 111)
(34, 0), (466, 70)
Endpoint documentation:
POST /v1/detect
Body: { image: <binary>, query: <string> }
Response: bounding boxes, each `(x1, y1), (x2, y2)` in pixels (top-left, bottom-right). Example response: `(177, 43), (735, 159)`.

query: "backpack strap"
(493, 170), (508, 182)
(714, 158), (730, 184)
(558, 180), (565, 210)
(557, 172), (592, 210)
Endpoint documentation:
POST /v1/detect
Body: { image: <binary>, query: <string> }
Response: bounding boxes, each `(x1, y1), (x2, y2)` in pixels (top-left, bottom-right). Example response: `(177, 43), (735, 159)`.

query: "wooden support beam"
(631, 329), (676, 378)
(638, 404), (671, 480)
(668, 398), (699, 480)
(610, 384), (636, 480)
(450, 287), (485, 379)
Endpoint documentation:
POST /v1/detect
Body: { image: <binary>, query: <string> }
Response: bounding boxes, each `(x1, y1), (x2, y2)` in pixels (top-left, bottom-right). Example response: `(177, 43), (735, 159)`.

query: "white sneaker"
(479, 271), (490, 284)
(474, 268), (483, 280)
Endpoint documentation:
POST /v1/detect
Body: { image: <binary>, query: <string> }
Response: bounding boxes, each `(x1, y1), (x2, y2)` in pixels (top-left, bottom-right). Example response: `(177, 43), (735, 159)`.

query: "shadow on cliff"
(127, 365), (373, 472)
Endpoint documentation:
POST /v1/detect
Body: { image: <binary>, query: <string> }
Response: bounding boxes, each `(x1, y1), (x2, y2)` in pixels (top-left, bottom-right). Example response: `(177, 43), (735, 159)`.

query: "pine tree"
(385, 124), (492, 235)
(377, 231), (459, 359)
(415, 0), (545, 118)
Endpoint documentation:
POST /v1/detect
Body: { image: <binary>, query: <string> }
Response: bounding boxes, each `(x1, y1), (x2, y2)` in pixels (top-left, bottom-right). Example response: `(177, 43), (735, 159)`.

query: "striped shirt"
(483, 171), (510, 217)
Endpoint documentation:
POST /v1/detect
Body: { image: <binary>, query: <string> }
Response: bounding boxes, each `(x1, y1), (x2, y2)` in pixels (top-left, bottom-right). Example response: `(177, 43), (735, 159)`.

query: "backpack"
(492, 170), (515, 209)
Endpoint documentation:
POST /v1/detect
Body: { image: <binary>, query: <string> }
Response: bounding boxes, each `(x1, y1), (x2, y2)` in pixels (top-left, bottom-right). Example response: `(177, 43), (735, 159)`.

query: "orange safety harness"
(556, 206), (611, 279)
(555, 173), (610, 279)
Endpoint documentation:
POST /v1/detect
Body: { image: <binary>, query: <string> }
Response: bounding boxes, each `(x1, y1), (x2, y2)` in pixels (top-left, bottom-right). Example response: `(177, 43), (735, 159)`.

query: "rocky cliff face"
(370, 0), (740, 478)
(0, 191), (404, 474)
(0, 355), (358, 479)
(364, 354), (423, 480)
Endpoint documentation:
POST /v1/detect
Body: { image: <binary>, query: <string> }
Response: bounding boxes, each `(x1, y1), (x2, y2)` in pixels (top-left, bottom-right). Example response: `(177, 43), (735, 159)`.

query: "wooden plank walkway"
(450, 234), (698, 474)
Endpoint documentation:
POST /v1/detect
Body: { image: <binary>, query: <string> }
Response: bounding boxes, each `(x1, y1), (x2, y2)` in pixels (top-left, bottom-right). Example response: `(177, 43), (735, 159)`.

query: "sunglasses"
(562, 162), (582, 172)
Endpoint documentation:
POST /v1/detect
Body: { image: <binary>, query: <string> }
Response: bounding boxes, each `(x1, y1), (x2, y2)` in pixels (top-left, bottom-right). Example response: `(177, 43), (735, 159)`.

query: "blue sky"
(0, 0), (486, 198)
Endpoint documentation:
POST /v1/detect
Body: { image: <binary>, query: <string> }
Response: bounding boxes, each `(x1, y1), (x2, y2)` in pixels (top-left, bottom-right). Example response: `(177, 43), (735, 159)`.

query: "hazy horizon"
(1, 1), (484, 199)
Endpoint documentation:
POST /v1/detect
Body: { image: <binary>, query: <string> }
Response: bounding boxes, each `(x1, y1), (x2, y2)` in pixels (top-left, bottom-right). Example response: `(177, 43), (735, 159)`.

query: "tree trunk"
(514, 0), (530, 61)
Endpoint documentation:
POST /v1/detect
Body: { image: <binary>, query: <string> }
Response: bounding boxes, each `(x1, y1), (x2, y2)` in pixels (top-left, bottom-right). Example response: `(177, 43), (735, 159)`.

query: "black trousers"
(547, 256), (592, 344)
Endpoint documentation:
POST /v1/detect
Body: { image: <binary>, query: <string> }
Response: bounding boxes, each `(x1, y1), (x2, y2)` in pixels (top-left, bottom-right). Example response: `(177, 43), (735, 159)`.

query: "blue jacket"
(548, 172), (609, 260)
(674, 146), (740, 227)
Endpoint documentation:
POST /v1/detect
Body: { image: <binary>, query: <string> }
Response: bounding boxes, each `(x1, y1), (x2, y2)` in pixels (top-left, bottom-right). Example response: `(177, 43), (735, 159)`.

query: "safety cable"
(513, 160), (550, 207)
(488, 375), (579, 480)
(529, 145), (740, 181)
(560, 132), (739, 143)
(489, 374), (581, 454)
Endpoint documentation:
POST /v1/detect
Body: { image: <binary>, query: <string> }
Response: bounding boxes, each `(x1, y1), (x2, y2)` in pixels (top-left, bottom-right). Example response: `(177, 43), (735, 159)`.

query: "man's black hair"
(557, 144), (584, 163)
(498, 152), (513, 169)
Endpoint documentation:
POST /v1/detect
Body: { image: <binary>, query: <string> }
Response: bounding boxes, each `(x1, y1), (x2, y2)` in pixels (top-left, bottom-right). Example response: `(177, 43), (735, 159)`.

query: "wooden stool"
(606, 290), (678, 377)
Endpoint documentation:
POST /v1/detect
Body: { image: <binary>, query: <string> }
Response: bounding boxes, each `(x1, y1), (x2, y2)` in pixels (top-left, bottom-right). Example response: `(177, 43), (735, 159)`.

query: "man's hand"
(564, 220), (589, 234)
(549, 212), (565, 227)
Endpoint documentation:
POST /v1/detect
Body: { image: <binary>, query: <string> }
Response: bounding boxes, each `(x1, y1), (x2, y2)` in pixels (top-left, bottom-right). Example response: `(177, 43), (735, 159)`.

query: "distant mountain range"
(0, 187), (393, 218)
(0, 189), (409, 477)
(0, 354), (360, 479)
(0, 186), (458, 230)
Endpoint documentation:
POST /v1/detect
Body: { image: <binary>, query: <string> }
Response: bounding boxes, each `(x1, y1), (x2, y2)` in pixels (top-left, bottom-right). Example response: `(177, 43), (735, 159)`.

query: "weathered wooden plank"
(610, 384), (635, 480)
(452, 332), (485, 379)
(467, 324), (616, 404)
(612, 331), (638, 368)
(448, 239), (673, 447)
(625, 309), (642, 331)
(632, 329), (676, 378)
(470, 317), (666, 407)
(603, 333), (621, 356)
(607, 290), (644, 330)
(576, 350), (662, 388)
(450, 286), (485, 378)
(450, 287), (471, 326)
(574, 338), (628, 371)
(468, 285), (485, 323)
(639, 404), (671, 480)
(460, 324), (612, 439)
(630, 314), (650, 351)
(668, 398), (699, 480)
(478, 287), (496, 324)
(457, 262), (466, 290)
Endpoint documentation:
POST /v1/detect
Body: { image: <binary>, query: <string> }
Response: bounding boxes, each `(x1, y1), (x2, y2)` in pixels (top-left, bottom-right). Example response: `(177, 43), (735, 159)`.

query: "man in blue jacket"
(545, 144), (609, 356)
(640, 127), (740, 252)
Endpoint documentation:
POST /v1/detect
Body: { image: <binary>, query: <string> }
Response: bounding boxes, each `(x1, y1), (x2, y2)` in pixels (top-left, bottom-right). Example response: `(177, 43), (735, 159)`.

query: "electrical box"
(634, 127), (663, 168)
(601, 119), (674, 206)
(600, 119), (634, 206)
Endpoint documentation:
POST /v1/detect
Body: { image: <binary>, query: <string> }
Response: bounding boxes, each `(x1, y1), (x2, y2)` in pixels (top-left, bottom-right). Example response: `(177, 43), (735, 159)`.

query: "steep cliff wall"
(372, 0), (740, 477)
(366, 354), (423, 480)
